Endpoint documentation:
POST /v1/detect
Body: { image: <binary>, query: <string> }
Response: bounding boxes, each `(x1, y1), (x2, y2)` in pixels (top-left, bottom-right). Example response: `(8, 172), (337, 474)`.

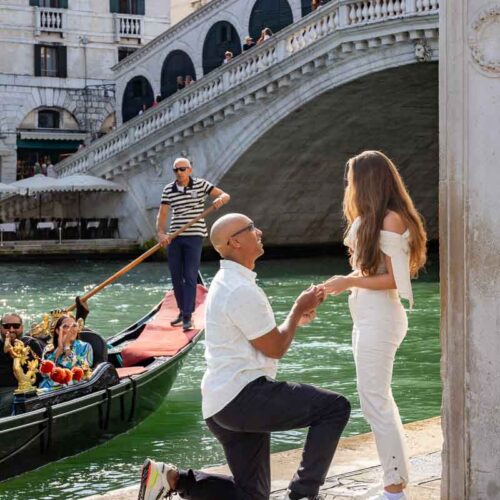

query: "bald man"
(157, 157), (230, 332)
(139, 214), (351, 500)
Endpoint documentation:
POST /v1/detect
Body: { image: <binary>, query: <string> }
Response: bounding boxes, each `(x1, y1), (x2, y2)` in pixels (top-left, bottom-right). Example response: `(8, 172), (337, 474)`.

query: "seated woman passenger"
(39, 316), (93, 390)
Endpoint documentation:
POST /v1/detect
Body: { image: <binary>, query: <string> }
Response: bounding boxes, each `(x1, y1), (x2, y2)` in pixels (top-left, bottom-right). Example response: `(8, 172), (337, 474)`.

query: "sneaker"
(170, 313), (183, 327)
(283, 491), (325, 500)
(182, 319), (193, 332)
(138, 458), (178, 500)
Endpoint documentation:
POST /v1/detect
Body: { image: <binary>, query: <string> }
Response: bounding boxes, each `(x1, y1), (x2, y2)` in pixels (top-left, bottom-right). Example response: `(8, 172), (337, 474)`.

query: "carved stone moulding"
(469, 5), (500, 77)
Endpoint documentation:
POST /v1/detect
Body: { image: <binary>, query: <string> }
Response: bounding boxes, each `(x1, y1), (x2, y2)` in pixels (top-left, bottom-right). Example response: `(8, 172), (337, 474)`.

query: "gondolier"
(156, 157), (230, 332)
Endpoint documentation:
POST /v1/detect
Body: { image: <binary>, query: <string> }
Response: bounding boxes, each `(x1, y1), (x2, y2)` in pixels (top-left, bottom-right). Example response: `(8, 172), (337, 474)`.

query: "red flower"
(72, 366), (84, 382)
(63, 368), (73, 384)
(40, 360), (55, 375)
(50, 367), (66, 384)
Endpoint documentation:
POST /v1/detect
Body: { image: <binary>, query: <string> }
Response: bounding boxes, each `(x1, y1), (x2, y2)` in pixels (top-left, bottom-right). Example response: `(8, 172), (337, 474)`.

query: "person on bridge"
(322, 151), (427, 500)
(139, 213), (351, 500)
(156, 157), (230, 332)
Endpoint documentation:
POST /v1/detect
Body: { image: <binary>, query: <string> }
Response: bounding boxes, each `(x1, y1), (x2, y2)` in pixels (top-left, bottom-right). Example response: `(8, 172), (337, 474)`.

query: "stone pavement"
(84, 417), (441, 500)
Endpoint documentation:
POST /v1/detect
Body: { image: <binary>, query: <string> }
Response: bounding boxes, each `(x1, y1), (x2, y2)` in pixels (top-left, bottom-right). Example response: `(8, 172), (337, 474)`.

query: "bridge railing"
(55, 0), (438, 177)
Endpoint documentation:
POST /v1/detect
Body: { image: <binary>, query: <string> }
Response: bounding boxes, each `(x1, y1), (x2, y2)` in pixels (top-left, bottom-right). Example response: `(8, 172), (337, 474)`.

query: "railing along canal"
(55, 0), (439, 177)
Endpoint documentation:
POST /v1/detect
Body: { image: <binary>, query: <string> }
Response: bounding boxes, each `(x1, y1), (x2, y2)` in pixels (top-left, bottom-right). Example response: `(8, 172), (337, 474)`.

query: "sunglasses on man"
(2, 323), (21, 330)
(173, 167), (189, 173)
(227, 222), (255, 245)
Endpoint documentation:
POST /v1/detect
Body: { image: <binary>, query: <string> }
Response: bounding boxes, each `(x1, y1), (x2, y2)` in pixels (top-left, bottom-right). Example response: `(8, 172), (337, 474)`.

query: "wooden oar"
(66, 204), (218, 312)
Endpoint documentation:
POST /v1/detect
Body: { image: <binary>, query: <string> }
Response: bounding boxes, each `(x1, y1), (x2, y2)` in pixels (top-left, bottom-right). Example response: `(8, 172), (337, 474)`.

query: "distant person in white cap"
(243, 36), (255, 51)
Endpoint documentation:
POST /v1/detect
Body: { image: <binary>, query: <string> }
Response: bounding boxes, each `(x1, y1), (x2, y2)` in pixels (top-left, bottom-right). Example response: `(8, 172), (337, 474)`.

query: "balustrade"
(115, 14), (143, 41)
(35, 7), (65, 35)
(416, 0), (439, 13)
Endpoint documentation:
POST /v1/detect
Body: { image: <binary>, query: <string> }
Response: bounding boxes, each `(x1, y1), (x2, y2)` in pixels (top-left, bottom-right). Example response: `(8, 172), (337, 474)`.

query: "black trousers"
(167, 236), (203, 321)
(176, 377), (351, 500)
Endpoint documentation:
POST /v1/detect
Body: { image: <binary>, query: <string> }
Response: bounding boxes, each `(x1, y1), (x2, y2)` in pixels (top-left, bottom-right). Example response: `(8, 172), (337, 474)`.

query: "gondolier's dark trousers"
(167, 235), (203, 321)
(176, 376), (350, 500)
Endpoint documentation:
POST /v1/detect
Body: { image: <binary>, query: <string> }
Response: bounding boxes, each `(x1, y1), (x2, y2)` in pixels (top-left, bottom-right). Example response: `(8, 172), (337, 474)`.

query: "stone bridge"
(5, 0), (440, 246)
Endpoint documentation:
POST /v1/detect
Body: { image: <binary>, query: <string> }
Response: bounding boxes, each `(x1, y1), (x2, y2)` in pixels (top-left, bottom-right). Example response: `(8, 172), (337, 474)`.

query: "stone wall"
(440, 0), (500, 497)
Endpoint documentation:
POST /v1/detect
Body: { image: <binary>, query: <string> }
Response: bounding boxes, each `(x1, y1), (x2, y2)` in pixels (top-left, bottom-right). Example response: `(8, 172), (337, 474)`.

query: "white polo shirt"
(201, 259), (278, 419)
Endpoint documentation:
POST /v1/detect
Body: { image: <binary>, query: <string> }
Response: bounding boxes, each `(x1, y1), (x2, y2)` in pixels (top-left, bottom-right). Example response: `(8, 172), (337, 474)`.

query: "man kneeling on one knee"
(139, 213), (351, 500)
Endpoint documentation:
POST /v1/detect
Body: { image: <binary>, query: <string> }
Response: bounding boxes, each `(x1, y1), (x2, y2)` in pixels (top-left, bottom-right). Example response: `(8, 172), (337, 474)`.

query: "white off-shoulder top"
(344, 217), (414, 309)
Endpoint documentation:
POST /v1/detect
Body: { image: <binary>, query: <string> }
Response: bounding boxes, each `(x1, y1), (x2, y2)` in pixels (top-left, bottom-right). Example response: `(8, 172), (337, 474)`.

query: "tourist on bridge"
(322, 151), (427, 500)
(156, 157), (230, 332)
(223, 51), (233, 64)
(242, 36), (255, 51)
(140, 213), (351, 500)
(257, 27), (273, 45)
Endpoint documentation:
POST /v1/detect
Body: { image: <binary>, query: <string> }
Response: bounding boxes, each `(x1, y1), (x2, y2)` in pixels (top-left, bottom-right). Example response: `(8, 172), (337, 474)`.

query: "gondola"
(0, 284), (207, 481)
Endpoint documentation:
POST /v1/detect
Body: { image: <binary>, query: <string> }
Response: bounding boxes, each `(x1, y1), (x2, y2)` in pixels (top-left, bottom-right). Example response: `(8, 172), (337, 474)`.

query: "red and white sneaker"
(138, 458), (178, 500)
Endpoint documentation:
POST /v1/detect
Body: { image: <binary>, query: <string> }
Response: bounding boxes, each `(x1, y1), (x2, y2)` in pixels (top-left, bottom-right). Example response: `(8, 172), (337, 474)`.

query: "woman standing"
(324, 151), (427, 499)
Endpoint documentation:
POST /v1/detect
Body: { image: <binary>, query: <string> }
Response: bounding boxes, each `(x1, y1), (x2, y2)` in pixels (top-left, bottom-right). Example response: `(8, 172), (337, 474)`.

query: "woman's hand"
(324, 275), (351, 295)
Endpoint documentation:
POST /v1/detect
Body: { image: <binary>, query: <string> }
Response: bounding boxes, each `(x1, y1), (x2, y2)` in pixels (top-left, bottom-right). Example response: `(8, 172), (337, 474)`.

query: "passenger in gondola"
(0, 313), (25, 416)
(39, 315), (93, 390)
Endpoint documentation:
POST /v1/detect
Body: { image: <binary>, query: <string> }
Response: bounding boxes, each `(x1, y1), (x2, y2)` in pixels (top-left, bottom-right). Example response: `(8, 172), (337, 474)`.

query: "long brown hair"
(343, 151), (427, 277)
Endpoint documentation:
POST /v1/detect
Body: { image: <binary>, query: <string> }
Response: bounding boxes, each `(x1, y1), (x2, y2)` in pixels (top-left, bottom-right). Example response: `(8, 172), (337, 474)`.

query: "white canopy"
(0, 182), (19, 194)
(8, 174), (126, 195)
(9, 174), (64, 195)
(56, 174), (127, 192)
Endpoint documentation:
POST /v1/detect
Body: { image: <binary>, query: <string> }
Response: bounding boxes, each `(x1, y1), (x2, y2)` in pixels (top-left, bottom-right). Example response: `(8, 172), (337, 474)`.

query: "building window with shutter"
(110, 0), (145, 15)
(35, 45), (67, 78)
(30, 0), (69, 8)
(118, 46), (137, 61)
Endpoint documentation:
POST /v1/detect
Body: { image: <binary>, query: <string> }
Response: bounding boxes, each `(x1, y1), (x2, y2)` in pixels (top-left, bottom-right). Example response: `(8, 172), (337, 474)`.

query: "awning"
(18, 131), (88, 141)
(17, 139), (82, 151)
(56, 174), (127, 192)
(0, 182), (19, 194)
(9, 174), (65, 194)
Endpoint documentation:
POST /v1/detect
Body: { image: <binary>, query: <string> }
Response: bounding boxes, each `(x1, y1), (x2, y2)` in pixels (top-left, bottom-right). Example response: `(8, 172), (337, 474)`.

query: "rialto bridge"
(3, 0), (440, 246)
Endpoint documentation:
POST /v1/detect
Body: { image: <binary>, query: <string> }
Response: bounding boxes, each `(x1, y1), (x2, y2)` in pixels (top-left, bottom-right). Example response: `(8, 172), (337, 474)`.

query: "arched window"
(248, 0), (293, 41)
(202, 21), (241, 75)
(161, 50), (196, 99)
(122, 76), (154, 122)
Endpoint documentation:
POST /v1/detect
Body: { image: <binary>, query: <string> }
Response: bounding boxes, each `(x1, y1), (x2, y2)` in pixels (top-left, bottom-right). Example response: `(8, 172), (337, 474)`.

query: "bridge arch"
(215, 63), (439, 245)
(122, 75), (154, 123)
(248, 0), (294, 41)
(161, 50), (196, 99)
(202, 21), (241, 75)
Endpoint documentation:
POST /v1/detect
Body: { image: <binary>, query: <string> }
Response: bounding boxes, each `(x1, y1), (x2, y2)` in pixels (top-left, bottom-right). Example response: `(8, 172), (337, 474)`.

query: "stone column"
(440, 1), (500, 498)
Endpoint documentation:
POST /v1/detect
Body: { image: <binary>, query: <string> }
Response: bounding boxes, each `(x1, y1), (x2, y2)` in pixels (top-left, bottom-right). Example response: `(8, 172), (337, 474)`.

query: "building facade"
(0, 0), (171, 183)
(171, 0), (212, 25)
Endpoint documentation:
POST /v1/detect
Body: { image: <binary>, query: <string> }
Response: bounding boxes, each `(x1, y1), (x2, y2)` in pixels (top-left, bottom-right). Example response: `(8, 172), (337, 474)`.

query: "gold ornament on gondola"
(4, 337), (39, 395)
(29, 310), (84, 339)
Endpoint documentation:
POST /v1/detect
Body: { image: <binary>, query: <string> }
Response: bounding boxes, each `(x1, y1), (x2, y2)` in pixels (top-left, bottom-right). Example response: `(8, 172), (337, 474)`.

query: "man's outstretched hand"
(294, 284), (325, 326)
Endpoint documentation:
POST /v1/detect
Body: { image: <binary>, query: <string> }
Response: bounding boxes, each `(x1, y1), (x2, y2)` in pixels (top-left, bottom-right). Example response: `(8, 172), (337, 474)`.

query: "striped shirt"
(161, 177), (214, 237)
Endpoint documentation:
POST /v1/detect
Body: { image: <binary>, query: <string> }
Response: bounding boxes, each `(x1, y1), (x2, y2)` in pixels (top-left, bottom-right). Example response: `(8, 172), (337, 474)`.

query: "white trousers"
(348, 288), (410, 487)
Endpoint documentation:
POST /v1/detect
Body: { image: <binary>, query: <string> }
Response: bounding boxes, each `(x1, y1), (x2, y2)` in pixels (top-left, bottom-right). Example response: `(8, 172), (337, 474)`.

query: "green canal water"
(0, 255), (440, 499)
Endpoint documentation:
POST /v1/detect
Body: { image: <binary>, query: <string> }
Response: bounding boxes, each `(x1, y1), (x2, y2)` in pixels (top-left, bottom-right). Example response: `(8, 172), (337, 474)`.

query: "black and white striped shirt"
(161, 177), (214, 237)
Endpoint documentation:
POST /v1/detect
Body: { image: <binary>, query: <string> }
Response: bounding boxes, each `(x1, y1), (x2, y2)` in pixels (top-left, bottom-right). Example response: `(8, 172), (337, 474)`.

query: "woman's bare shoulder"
(383, 210), (406, 234)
